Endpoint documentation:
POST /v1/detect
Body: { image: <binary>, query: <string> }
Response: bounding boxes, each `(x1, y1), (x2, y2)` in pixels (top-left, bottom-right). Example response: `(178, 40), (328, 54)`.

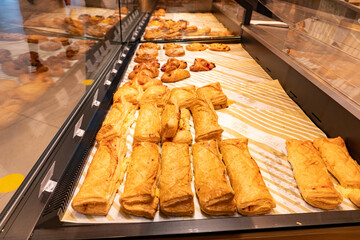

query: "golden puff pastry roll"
(140, 85), (170, 108)
(72, 137), (127, 215)
(168, 85), (197, 109)
(220, 138), (276, 215)
(349, 189), (360, 207)
(190, 95), (223, 142)
(160, 142), (194, 216)
(113, 84), (142, 105)
(125, 75), (163, 91)
(161, 69), (190, 83)
(286, 139), (343, 209)
(96, 101), (137, 142)
(197, 82), (228, 109)
(313, 137), (360, 188)
(163, 108), (193, 145)
(192, 140), (235, 215)
(161, 103), (179, 139)
(120, 142), (160, 218)
(134, 103), (161, 143)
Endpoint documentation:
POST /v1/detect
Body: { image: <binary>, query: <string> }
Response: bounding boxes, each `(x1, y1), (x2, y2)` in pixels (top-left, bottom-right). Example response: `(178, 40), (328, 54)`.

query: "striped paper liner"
(61, 43), (358, 223)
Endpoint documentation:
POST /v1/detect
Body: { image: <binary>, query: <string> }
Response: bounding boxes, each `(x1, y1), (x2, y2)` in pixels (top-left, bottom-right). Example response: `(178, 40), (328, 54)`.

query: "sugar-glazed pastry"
(186, 43), (207, 51)
(208, 43), (230, 51)
(140, 42), (161, 50)
(190, 58), (215, 72)
(161, 58), (187, 72)
(165, 47), (185, 57)
(163, 43), (182, 50)
(161, 69), (190, 83)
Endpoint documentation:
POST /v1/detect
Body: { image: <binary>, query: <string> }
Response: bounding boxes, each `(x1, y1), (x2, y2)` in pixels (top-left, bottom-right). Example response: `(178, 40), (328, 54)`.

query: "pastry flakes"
(197, 82), (227, 109)
(140, 85), (170, 107)
(192, 139), (235, 215)
(134, 103), (161, 143)
(220, 138), (276, 215)
(161, 104), (179, 138)
(163, 108), (193, 145)
(168, 85), (197, 109)
(286, 139), (342, 209)
(160, 142), (194, 216)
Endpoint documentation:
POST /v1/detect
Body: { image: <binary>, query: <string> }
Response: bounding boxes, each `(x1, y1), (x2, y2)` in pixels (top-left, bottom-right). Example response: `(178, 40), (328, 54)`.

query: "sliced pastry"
(163, 108), (193, 145)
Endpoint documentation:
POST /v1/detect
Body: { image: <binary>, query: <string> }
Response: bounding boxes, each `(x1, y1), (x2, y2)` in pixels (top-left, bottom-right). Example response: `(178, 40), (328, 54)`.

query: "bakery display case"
(1, 1), (360, 240)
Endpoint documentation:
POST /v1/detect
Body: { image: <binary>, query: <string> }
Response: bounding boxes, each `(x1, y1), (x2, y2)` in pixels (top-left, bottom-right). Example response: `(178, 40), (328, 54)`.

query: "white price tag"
(73, 114), (85, 138)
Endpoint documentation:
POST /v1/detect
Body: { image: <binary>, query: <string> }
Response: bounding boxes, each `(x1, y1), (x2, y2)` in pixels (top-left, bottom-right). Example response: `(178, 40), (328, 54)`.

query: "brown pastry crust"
(186, 43), (207, 51)
(2, 61), (29, 76)
(39, 40), (62, 51)
(139, 85), (170, 108)
(26, 35), (48, 44)
(190, 58), (215, 72)
(163, 108), (193, 145)
(161, 104), (179, 138)
(140, 42), (161, 50)
(120, 142), (160, 218)
(208, 43), (230, 51)
(165, 47), (185, 57)
(163, 43), (182, 50)
(72, 137), (127, 215)
(286, 139), (343, 209)
(192, 139), (235, 215)
(184, 26), (197, 33)
(161, 69), (190, 83)
(164, 32), (182, 40)
(220, 138), (276, 215)
(134, 103), (161, 143)
(190, 94), (223, 142)
(161, 58), (187, 72)
(144, 29), (164, 40)
(168, 85), (197, 109)
(185, 27), (211, 36)
(153, 8), (166, 16)
(313, 137), (360, 188)
(125, 76), (163, 91)
(207, 30), (233, 37)
(160, 142), (194, 216)
(113, 84), (141, 105)
(197, 82), (227, 109)
(0, 49), (11, 63)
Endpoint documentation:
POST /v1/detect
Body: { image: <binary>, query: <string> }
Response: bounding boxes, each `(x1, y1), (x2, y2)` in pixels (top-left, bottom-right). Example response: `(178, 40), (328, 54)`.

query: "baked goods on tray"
(190, 58), (215, 72)
(120, 142), (160, 218)
(192, 139), (235, 215)
(134, 103), (161, 143)
(160, 142), (194, 216)
(72, 137), (127, 215)
(161, 103), (179, 139)
(161, 68), (190, 83)
(162, 108), (193, 145)
(185, 43), (207, 51)
(161, 58), (187, 72)
(165, 47), (185, 57)
(190, 95), (223, 142)
(128, 61), (159, 79)
(208, 43), (230, 51)
(139, 85), (170, 108)
(197, 82), (227, 109)
(220, 138), (276, 215)
(286, 139), (343, 209)
(125, 75), (163, 91)
(139, 42), (161, 50)
(168, 85), (197, 109)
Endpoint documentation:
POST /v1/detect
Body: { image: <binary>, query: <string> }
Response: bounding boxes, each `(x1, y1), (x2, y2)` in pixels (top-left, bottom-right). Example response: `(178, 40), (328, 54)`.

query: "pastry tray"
(61, 43), (360, 225)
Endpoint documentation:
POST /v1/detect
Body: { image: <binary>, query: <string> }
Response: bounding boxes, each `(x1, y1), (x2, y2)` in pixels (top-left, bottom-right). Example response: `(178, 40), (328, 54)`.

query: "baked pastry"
(134, 103), (161, 143)
(26, 35), (48, 44)
(286, 139), (343, 209)
(144, 29), (163, 40)
(207, 30), (232, 37)
(96, 101), (137, 143)
(163, 108), (193, 145)
(164, 32), (182, 40)
(64, 17), (84, 36)
(160, 142), (194, 216)
(192, 139), (235, 215)
(165, 47), (185, 57)
(72, 137), (127, 215)
(139, 85), (170, 108)
(313, 137), (360, 188)
(190, 95), (223, 142)
(113, 84), (141, 105)
(125, 75), (162, 91)
(120, 142), (160, 218)
(140, 42), (161, 50)
(153, 8), (166, 16)
(168, 85), (197, 108)
(208, 43), (230, 51)
(185, 27), (211, 36)
(184, 26), (198, 33)
(2, 61), (29, 76)
(190, 58), (215, 72)
(0, 49), (11, 63)
(161, 69), (190, 83)
(163, 43), (182, 50)
(120, 6), (129, 14)
(161, 104), (179, 138)
(39, 40), (62, 51)
(186, 43), (207, 51)
(15, 75), (54, 102)
(161, 58), (187, 72)
(197, 82), (227, 109)
(52, 37), (71, 46)
(349, 189), (360, 207)
(220, 138), (276, 215)
(128, 61), (159, 79)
